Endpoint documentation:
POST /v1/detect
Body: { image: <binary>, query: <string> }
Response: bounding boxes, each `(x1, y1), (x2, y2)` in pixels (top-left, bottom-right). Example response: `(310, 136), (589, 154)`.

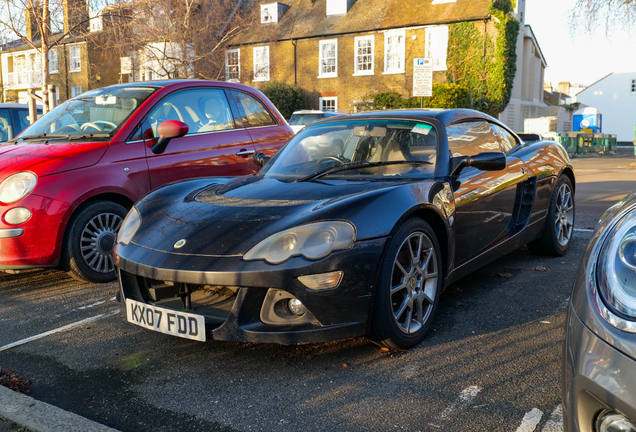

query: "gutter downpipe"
(292, 39), (297, 85)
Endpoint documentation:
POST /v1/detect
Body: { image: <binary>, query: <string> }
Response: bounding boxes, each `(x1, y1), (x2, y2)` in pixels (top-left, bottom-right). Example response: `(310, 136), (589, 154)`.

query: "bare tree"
(0, 0), (110, 111)
(98, 0), (253, 83)
(570, 0), (636, 33)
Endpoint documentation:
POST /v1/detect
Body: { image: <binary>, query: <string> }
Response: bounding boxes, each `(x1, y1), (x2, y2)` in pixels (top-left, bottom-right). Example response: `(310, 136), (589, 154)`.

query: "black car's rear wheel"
(528, 175), (574, 256)
(371, 218), (442, 349)
(60, 201), (127, 283)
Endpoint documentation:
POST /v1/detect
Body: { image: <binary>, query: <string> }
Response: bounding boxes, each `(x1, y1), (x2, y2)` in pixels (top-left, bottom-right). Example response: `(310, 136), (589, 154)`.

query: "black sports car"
(114, 109), (575, 349)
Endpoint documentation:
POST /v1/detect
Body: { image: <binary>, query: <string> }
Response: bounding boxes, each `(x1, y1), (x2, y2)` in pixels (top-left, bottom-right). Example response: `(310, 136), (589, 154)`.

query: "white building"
(498, 2), (549, 132)
(576, 72), (636, 144)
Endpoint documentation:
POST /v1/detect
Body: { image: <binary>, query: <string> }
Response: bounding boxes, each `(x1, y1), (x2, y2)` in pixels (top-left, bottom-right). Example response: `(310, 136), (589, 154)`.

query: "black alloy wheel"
(61, 200), (128, 283)
(371, 218), (442, 349)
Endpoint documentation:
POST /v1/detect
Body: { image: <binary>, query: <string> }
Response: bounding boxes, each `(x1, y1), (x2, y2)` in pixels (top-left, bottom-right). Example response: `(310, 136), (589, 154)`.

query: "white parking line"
(77, 296), (117, 310)
(440, 386), (483, 419)
(516, 408), (543, 432)
(541, 405), (563, 432)
(0, 310), (120, 352)
(573, 228), (594, 232)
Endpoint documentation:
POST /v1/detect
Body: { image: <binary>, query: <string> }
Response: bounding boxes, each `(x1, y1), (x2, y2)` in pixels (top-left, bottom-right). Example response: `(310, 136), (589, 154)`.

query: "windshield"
(260, 119), (438, 181)
(289, 113), (325, 125)
(17, 86), (156, 140)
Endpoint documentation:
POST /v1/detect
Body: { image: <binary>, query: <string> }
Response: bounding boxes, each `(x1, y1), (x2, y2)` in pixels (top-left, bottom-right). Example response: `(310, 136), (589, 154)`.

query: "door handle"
(236, 149), (255, 157)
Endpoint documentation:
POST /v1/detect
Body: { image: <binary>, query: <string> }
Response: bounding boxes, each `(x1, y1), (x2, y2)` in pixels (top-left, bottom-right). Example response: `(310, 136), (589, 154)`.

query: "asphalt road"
(0, 151), (634, 432)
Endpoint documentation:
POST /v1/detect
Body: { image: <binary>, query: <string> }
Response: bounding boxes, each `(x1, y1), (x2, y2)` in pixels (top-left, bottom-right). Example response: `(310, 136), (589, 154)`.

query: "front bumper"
(114, 237), (387, 345)
(0, 194), (70, 268)
(563, 304), (636, 432)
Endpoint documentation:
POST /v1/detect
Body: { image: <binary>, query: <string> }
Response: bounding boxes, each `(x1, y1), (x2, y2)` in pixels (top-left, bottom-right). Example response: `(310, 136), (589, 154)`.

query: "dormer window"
(326, 0), (353, 16)
(261, 4), (275, 23)
(261, 3), (288, 24)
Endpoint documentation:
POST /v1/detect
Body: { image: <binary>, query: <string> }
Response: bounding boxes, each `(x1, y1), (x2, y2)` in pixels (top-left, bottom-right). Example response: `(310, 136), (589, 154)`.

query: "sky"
(525, 0), (636, 88)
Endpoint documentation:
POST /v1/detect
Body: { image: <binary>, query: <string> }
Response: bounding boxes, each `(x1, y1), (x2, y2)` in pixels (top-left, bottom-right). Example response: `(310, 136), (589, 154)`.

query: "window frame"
(353, 35), (374, 76)
(318, 39), (338, 78)
(319, 96), (338, 111)
(69, 44), (82, 73)
(225, 49), (240, 82)
(383, 30), (405, 74)
(71, 86), (83, 98)
(253, 46), (270, 82)
(49, 48), (58, 74)
(260, 3), (278, 24)
(425, 26), (449, 72)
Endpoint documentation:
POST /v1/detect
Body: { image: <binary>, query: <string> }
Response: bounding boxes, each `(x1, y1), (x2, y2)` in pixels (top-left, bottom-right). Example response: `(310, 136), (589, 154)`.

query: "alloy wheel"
(80, 212), (123, 273)
(555, 183), (574, 246)
(390, 232), (439, 334)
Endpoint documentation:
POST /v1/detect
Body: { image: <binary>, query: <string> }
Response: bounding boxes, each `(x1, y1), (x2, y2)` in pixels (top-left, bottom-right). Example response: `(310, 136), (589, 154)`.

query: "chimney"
(64, 0), (89, 35)
(25, 0), (41, 40)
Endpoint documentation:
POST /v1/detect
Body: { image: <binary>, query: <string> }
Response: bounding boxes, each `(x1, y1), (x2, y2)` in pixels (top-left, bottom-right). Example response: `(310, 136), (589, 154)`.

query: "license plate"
(126, 299), (206, 342)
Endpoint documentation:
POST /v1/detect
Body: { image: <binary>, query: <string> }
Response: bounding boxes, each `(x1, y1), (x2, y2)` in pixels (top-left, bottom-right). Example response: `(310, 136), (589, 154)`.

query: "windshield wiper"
(8, 133), (70, 143)
(68, 133), (111, 140)
(296, 160), (433, 182)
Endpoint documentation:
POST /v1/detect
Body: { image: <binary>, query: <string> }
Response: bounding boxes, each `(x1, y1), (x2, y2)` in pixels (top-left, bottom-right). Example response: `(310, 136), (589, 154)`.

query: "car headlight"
(118, 207), (141, 246)
(597, 208), (636, 320)
(0, 172), (37, 204)
(243, 221), (356, 264)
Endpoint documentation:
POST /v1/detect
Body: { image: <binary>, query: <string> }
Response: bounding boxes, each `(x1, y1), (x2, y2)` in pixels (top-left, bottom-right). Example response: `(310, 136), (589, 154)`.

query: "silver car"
(563, 189), (636, 431)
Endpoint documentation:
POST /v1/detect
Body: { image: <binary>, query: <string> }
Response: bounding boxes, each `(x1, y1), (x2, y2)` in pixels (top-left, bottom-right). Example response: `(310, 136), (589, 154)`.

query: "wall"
(576, 72), (636, 143)
(235, 25), (450, 113)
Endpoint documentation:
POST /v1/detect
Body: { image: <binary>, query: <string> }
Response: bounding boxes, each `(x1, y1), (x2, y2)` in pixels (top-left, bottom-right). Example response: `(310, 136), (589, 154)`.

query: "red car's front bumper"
(0, 194), (70, 268)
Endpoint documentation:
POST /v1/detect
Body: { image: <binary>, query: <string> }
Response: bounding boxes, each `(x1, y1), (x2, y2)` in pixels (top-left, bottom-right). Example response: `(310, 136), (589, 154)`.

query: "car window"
(491, 123), (518, 152)
(446, 121), (503, 157)
(230, 91), (276, 127)
(289, 113), (324, 125)
(0, 109), (13, 141)
(259, 119), (438, 181)
(145, 89), (236, 138)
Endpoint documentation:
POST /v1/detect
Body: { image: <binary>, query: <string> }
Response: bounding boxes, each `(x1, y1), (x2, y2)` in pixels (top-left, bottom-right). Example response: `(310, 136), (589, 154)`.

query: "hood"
(132, 176), (411, 256)
(0, 141), (109, 177)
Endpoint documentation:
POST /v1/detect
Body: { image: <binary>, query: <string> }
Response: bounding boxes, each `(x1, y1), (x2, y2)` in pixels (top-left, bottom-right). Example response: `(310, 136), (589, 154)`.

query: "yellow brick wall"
(238, 26), (452, 113)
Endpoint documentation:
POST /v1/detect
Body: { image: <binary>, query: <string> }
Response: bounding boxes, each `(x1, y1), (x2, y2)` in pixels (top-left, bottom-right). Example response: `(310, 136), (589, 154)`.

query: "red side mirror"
(157, 120), (189, 139)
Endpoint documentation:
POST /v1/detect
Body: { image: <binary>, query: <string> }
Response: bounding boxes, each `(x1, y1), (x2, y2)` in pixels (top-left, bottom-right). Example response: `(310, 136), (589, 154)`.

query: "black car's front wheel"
(528, 175), (575, 256)
(61, 201), (127, 283)
(371, 218), (442, 350)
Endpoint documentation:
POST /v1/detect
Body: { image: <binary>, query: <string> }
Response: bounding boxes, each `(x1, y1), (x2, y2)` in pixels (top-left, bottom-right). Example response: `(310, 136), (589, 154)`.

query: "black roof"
(310, 108), (499, 127)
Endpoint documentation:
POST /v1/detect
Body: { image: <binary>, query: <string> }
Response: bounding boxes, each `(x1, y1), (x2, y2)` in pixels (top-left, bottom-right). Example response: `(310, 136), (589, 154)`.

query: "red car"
(1, 80), (293, 283)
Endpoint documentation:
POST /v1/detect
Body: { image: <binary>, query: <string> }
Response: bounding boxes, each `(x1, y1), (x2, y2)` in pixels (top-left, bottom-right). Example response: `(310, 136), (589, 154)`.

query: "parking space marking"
(516, 408), (543, 432)
(439, 385), (483, 419)
(541, 405), (563, 432)
(77, 297), (117, 310)
(0, 310), (120, 352)
(573, 228), (594, 232)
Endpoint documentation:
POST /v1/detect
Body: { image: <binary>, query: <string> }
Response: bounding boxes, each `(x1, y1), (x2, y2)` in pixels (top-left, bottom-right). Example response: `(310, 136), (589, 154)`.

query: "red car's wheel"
(61, 201), (127, 283)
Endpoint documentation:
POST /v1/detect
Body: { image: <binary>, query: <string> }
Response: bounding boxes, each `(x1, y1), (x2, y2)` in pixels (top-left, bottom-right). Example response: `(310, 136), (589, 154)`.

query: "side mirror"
(450, 152), (506, 175)
(253, 152), (271, 168)
(151, 120), (189, 155)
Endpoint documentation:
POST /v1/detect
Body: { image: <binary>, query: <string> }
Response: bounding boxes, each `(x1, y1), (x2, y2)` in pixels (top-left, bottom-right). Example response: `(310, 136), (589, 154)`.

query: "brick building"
(1, 0), (123, 105)
(225, 0), (502, 113)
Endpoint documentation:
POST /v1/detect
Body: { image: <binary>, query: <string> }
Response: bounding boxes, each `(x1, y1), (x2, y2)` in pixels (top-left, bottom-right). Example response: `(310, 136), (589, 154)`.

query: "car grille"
(120, 270), (238, 327)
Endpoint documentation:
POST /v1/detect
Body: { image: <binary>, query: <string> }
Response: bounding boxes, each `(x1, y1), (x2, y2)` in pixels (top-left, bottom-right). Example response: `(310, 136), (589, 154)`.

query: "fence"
(543, 132), (617, 155)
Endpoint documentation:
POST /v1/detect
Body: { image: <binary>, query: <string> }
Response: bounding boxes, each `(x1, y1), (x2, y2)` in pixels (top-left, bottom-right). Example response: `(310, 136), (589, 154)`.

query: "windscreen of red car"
(259, 119), (438, 181)
(16, 87), (156, 140)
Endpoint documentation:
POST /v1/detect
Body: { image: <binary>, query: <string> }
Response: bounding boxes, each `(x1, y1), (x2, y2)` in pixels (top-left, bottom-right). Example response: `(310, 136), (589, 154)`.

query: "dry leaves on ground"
(0, 368), (31, 395)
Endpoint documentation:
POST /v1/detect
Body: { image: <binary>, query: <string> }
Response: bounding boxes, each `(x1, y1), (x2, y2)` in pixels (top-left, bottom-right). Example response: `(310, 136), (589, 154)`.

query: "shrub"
(356, 83), (471, 112)
(260, 82), (305, 120)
